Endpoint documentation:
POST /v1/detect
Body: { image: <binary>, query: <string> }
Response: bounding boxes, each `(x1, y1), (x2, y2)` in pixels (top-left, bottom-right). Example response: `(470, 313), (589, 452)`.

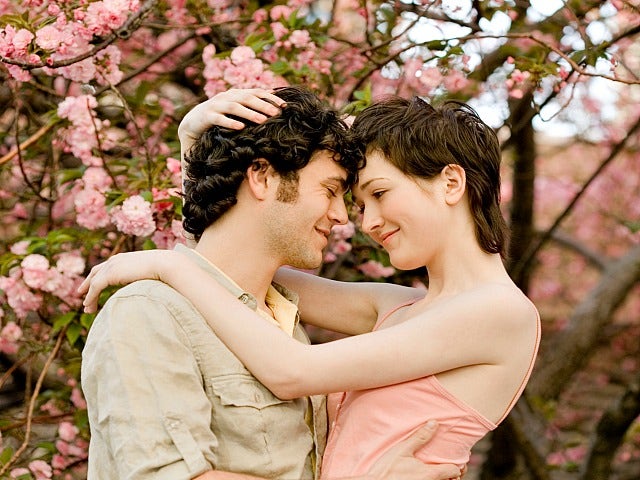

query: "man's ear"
(441, 164), (466, 205)
(246, 159), (276, 200)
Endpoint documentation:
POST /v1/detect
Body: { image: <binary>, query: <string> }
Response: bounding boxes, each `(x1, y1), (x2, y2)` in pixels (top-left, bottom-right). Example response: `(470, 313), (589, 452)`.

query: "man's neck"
(194, 227), (279, 308)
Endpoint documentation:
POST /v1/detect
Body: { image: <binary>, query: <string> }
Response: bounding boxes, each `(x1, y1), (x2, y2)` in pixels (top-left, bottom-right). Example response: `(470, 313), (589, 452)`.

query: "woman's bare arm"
(177, 88), (284, 169)
(80, 250), (536, 400)
(274, 267), (424, 335)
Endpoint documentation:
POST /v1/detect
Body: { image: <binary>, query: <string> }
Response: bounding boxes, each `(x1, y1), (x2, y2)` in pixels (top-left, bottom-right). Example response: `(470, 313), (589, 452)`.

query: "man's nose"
(329, 198), (348, 225)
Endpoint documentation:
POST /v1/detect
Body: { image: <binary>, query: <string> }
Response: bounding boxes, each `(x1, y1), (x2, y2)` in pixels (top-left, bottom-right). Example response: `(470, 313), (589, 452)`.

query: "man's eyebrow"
(325, 175), (348, 192)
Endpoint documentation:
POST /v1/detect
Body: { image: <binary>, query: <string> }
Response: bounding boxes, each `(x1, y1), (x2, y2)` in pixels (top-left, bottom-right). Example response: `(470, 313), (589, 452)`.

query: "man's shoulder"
(111, 278), (179, 299)
(103, 279), (201, 312)
(88, 280), (204, 338)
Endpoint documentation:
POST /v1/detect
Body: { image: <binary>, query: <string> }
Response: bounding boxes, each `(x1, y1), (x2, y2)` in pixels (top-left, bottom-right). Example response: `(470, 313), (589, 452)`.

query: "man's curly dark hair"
(182, 86), (361, 240)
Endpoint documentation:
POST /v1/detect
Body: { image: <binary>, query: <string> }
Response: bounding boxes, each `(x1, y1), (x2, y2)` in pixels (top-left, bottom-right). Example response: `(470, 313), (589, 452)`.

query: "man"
(81, 87), (461, 479)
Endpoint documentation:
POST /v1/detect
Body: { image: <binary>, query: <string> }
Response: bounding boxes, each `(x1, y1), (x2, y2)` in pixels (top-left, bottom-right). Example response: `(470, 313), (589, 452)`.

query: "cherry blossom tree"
(0, 0), (639, 478)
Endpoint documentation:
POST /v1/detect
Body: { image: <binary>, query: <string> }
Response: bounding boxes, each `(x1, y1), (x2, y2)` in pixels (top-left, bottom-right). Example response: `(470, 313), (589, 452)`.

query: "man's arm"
(82, 285), (219, 479)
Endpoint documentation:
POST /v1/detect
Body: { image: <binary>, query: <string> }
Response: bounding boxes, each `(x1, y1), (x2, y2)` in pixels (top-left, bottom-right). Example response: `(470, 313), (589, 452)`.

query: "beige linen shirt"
(81, 245), (327, 479)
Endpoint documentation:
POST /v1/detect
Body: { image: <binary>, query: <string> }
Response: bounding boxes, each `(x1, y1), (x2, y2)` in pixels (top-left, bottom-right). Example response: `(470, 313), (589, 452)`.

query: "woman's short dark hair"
(350, 96), (509, 256)
(182, 86), (361, 240)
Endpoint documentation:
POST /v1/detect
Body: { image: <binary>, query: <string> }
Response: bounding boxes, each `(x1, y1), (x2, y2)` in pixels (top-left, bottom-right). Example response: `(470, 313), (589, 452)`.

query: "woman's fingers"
(178, 88), (284, 138)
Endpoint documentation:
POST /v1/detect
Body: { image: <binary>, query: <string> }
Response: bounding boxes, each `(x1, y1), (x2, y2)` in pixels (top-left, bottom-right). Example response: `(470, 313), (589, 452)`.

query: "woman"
(80, 91), (540, 477)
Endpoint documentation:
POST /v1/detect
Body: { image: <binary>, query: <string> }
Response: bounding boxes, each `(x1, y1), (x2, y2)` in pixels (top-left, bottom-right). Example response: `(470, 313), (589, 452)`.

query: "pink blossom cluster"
(0, 0), (133, 83)
(10, 460), (53, 479)
(152, 219), (185, 250)
(111, 195), (156, 237)
(546, 445), (587, 467)
(51, 420), (89, 473)
(0, 271), (43, 319)
(202, 45), (287, 97)
(0, 321), (23, 354)
(368, 59), (472, 101)
(505, 67), (532, 99)
(72, 167), (113, 230)
(250, 7), (339, 92)
(0, 24), (39, 81)
(150, 186), (186, 249)
(57, 95), (109, 167)
(166, 157), (182, 187)
(358, 260), (396, 279)
(0, 249), (86, 320)
(324, 221), (356, 263)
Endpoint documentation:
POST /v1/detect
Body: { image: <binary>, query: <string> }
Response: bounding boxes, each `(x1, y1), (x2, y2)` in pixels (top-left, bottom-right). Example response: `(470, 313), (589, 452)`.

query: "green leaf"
(57, 167), (84, 185)
(47, 231), (76, 244)
(0, 255), (20, 276)
(270, 60), (292, 75)
(80, 313), (95, 330)
(66, 322), (83, 347)
(35, 441), (57, 454)
(52, 312), (77, 334)
(624, 220), (640, 233)
(172, 196), (183, 216)
(142, 238), (157, 250)
(0, 446), (14, 464)
(424, 39), (448, 51)
(74, 408), (90, 429)
(26, 239), (48, 255)
(106, 191), (128, 208)
(140, 190), (153, 202)
(0, 13), (32, 30)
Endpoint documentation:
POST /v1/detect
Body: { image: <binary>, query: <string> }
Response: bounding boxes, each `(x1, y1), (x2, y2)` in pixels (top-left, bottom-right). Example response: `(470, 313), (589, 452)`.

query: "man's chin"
(287, 254), (322, 271)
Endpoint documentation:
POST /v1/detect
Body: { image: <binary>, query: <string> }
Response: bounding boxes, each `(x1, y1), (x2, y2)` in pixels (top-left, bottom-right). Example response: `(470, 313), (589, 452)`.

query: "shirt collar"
(173, 244), (299, 336)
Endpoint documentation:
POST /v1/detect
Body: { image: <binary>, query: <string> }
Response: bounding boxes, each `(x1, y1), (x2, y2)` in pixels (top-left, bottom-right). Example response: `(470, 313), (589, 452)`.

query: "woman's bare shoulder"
(469, 282), (538, 332)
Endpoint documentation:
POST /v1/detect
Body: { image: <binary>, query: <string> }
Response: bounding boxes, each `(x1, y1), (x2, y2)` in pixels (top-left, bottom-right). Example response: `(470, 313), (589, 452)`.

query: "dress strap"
(373, 299), (419, 331)
(496, 305), (541, 424)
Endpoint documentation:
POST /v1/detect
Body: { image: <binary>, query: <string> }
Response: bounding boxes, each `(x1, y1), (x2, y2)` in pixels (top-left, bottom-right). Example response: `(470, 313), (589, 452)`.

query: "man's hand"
(366, 421), (461, 480)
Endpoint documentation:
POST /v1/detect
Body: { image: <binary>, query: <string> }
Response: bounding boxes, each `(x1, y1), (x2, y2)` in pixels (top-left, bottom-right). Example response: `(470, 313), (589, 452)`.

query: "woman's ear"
(246, 159), (276, 200)
(441, 164), (466, 205)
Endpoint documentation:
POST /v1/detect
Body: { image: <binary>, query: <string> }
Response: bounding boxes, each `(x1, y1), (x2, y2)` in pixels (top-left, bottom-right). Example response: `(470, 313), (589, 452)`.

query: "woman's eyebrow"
(358, 178), (376, 190)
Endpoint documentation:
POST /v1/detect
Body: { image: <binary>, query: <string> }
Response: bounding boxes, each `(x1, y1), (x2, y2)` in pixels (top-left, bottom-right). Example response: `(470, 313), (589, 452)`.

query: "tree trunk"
(529, 244), (640, 400)
(506, 92), (537, 291)
(581, 372), (640, 480)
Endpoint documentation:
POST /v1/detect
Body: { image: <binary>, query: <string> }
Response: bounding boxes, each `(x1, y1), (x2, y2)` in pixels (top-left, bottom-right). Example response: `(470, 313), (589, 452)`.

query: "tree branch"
(510, 114), (640, 281)
(0, 0), (157, 70)
(0, 325), (67, 476)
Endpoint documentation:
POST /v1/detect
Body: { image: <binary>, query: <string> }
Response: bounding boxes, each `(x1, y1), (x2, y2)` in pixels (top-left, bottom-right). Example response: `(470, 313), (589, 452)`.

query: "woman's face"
(353, 151), (448, 270)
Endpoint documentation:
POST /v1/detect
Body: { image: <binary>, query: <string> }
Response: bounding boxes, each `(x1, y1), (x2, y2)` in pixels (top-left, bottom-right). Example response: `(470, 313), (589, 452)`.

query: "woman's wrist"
(157, 250), (182, 286)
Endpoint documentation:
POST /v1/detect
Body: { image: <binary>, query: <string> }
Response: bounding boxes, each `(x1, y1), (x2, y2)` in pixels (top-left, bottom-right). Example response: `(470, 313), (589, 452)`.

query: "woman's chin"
(389, 256), (422, 272)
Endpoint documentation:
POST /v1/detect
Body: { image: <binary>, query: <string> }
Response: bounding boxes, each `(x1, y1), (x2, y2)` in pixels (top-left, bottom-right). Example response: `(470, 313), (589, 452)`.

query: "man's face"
(264, 150), (349, 269)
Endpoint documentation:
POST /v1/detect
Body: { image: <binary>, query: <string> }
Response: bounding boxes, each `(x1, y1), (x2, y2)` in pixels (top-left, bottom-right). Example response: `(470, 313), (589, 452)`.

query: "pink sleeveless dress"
(321, 300), (541, 477)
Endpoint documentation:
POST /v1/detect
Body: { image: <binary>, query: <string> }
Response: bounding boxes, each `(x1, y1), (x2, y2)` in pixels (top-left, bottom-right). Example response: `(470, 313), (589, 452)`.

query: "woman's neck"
(423, 247), (509, 300)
